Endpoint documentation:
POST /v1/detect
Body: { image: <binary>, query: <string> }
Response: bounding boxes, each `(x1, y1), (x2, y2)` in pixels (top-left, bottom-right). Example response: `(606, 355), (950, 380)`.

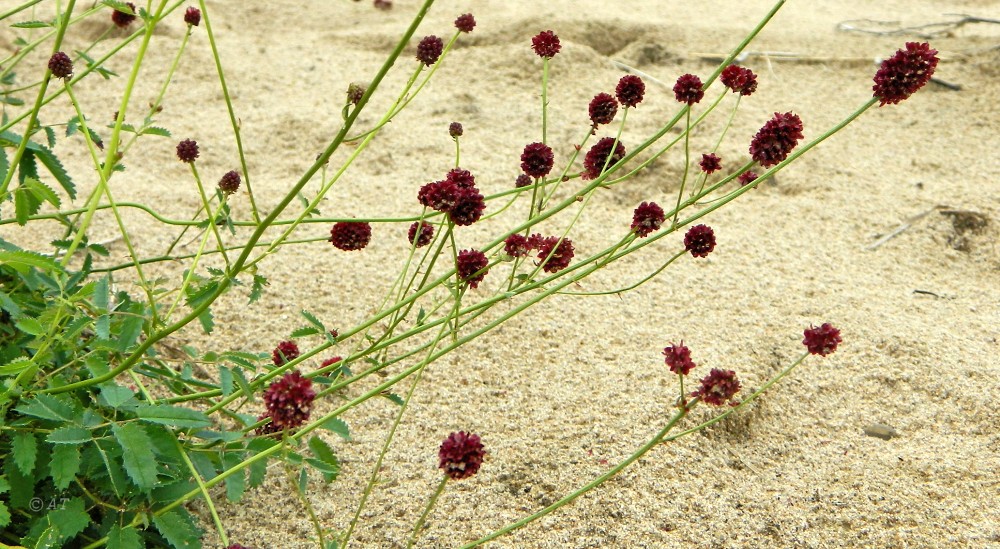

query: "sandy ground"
(4, 0), (1000, 547)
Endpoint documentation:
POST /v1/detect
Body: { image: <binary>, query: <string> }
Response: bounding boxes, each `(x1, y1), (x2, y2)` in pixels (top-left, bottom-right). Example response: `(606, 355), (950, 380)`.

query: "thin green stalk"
(173, 437), (229, 547)
(188, 163), (232, 269)
(407, 476), (449, 549)
(672, 108), (692, 228)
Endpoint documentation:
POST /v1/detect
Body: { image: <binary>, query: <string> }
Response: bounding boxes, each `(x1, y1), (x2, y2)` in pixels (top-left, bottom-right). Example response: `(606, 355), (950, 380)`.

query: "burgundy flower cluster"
(673, 74), (704, 105)
(416, 35), (443, 66)
(700, 153), (722, 174)
(684, 224), (716, 258)
(532, 30), (561, 58)
(873, 42), (938, 106)
(515, 174), (532, 188)
(582, 137), (626, 180)
(183, 7), (201, 26)
(218, 170), (241, 194)
(720, 65), (758, 96)
(438, 431), (485, 480)
(256, 371), (316, 435)
(456, 249), (489, 288)
(329, 221), (373, 251)
(272, 340), (300, 366)
(631, 201), (665, 237)
(417, 168), (486, 226)
(588, 93), (618, 128)
(454, 13), (476, 33)
(616, 75), (645, 108)
(661, 342), (741, 406)
(48, 52), (73, 79)
(111, 2), (137, 28)
(521, 142), (555, 179)
(749, 112), (803, 168)
(528, 233), (574, 273)
(663, 342), (695, 375)
(449, 122), (464, 138)
(738, 171), (758, 187)
(176, 139), (199, 163)
(407, 221), (434, 248)
(803, 323), (842, 356)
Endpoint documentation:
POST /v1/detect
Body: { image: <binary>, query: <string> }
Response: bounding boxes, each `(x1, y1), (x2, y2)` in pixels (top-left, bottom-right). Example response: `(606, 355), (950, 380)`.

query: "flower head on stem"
(582, 137), (626, 180)
(616, 75), (645, 108)
(416, 35), (444, 66)
(456, 249), (489, 288)
(692, 368), (741, 406)
(673, 74), (704, 105)
(720, 65), (757, 96)
(48, 52), (73, 79)
(873, 42), (939, 106)
(454, 13), (476, 33)
(183, 7), (201, 26)
(438, 431), (485, 480)
(684, 224), (716, 258)
(588, 92), (619, 128)
(662, 342), (696, 376)
(521, 142), (555, 178)
(111, 2), (137, 28)
(631, 201), (665, 237)
(175, 139), (199, 163)
(532, 30), (561, 58)
(803, 323), (842, 356)
(700, 153), (722, 174)
(329, 221), (372, 251)
(750, 112), (803, 167)
(408, 221), (434, 248)
(272, 340), (300, 366)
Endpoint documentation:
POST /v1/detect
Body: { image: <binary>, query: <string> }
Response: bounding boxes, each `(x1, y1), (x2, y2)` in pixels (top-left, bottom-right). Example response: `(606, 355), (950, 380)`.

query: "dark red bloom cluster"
(684, 224), (716, 258)
(416, 35), (444, 66)
(320, 356), (343, 368)
(738, 171), (758, 187)
(48, 52), (73, 79)
(272, 340), (300, 366)
(873, 42), (939, 106)
(531, 30), (561, 58)
(347, 82), (366, 105)
(588, 93), (618, 127)
(438, 431), (485, 480)
(631, 201), (665, 237)
(582, 137), (626, 180)
(176, 139), (199, 163)
(720, 65), (758, 96)
(259, 371), (316, 432)
(449, 122), (464, 138)
(692, 368), (741, 406)
(515, 174), (532, 188)
(454, 13), (476, 33)
(673, 74), (704, 104)
(329, 221), (372, 251)
(183, 6), (201, 26)
(803, 323), (842, 356)
(112, 2), (137, 28)
(418, 169), (485, 226)
(218, 170), (241, 194)
(504, 234), (530, 257)
(700, 153), (722, 174)
(662, 342), (695, 376)
(408, 221), (434, 247)
(749, 112), (803, 167)
(521, 142), (555, 178)
(616, 75), (645, 108)
(456, 249), (489, 288)
(529, 234), (574, 273)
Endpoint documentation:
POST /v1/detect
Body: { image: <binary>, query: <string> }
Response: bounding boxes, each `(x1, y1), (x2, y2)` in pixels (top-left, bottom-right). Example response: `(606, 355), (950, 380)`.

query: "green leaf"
(12, 432), (37, 475)
(32, 143), (76, 199)
(49, 444), (81, 489)
(0, 476), (9, 493)
(319, 417), (351, 440)
(25, 176), (60, 208)
(195, 306), (214, 334)
(115, 302), (145, 351)
(382, 392), (405, 406)
(222, 452), (246, 502)
(290, 326), (320, 338)
(102, 0), (135, 15)
(112, 423), (158, 490)
(99, 384), (136, 408)
(0, 288), (23, 316)
(301, 309), (325, 331)
(47, 426), (91, 444)
(0, 501), (9, 528)
(14, 394), (76, 422)
(152, 509), (201, 549)
(249, 274), (267, 304)
(232, 367), (253, 401)
(0, 249), (63, 274)
(307, 435), (340, 483)
(106, 525), (142, 549)
(219, 366), (233, 396)
(48, 497), (88, 541)
(95, 275), (110, 339)
(0, 357), (33, 376)
(12, 20), (51, 29)
(15, 316), (45, 335)
(135, 404), (212, 428)
(13, 184), (37, 225)
(42, 126), (56, 148)
(141, 126), (171, 137)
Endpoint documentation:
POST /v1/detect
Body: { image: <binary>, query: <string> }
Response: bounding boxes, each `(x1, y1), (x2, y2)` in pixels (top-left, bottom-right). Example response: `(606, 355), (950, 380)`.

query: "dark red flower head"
(588, 92), (619, 127)
(738, 171), (758, 187)
(408, 221), (434, 247)
(438, 431), (485, 480)
(720, 65), (757, 96)
(347, 82), (366, 105)
(449, 122), (464, 138)
(456, 249), (489, 288)
(111, 2), (137, 28)
(320, 356), (343, 368)
(531, 30), (561, 58)
(272, 340), (300, 366)
(631, 201), (665, 237)
(262, 370), (316, 430)
(531, 234), (574, 273)
(449, 188), (485, 226)
(329, 221), (372, 251)
(454, 13), (476, 33)
(416, 35), (444, 66)
(684, 224), (716, 258)
(616, 75), (645, 108)
(673, 74), (704, 104)
(183, 6), (201, 26)
(662, 342), (695, 376)
(48, 52), (73, 79)
(749, 112), (803, 167)
(218, 170), (241, 194)
(582, 137), (626, 180)
(521, 142), (555, 178)
(873, 42), (939, 106)
(699, 153), (722, 174)
(515, 174), (532, 188)
(504, 234), (530, 257)
(692, 368), (741, 406)
(418, 179), (459, 212)
(803, 323), (842, 356)
(445, 168), (476, 189)
(176, 139), (199, 163)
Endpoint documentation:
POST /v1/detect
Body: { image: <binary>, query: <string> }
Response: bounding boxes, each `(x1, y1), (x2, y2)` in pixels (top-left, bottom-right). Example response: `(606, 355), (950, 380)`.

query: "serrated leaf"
(112, 423), (158, 490)
(13, 185), (36, 225)
(15, 316), (45, 335)
(249, 273), (267, 304)
(47, 426), (91, 444)
(290, 326), (320, 338)
(49, 444), (81, 490)
(102, 0), (135, 15)
(382, 392), (405, 406)
(0, 501), (9, 528)
(307, 435), (340, 483)
(12, 20), (52, 29)
(12, 432), (37, 475)
(42, 126), (56, 148)
(0, 357), (33, 376)
(152, 509), (200, 549)
(135, 404), (212, 428)
(25, 177), (61, 208)
(99, 384), (136, 408)
(0, 289), (22, 316)
(106, 525), (142, 549)
(141, 126), (171, 137)
(14, 394), (76, 422)
(48, 498), (88, 542)
(222, 452), (246, 502)
(301, 309), (325, 331)
(0, 476), (9, 493)
(319, 417), (351, 440)
(32, 143), (76, 199)
(115, 302), (145, 351)
(0, 249), (63, 274)
(195, 306), (214, 334)
(219, 366), (233, 396)
(233, 367), (253, 400)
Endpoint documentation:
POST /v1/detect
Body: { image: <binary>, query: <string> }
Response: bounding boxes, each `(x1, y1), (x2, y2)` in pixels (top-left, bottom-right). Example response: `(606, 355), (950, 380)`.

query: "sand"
(4, 0), (999, 547)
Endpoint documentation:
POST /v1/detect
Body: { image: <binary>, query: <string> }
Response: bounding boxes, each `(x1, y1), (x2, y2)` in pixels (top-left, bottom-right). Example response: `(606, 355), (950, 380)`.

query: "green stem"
(407, 476), (449, 549)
